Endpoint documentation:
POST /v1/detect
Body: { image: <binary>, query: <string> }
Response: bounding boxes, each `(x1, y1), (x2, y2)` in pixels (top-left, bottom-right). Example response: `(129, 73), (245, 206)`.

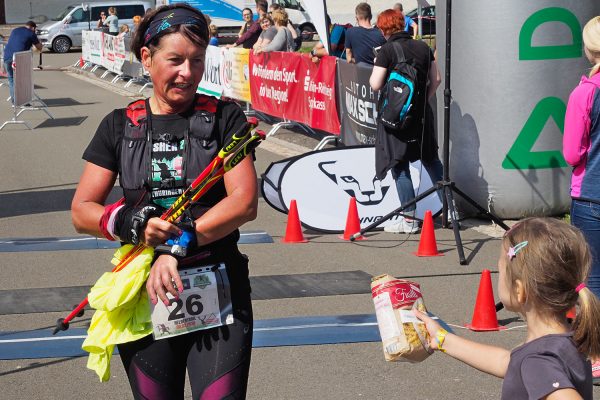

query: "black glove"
(115, 204), (163, 245)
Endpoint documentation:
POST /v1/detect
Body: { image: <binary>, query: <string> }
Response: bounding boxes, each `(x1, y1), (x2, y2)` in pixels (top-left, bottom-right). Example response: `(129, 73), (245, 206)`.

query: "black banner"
(336, 60), (380, 146)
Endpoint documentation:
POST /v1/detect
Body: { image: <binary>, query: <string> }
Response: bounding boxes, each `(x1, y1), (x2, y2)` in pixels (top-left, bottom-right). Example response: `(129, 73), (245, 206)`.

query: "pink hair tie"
(575, 283), (586, 293)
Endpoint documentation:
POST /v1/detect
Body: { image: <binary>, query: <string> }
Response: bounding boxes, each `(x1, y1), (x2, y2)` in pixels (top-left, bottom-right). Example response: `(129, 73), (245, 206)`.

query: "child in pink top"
(562, 15), (600, 385)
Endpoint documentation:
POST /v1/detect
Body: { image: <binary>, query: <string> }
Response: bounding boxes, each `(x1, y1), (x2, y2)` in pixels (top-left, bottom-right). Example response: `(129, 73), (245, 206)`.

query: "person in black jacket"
(369, 9), (442, 234)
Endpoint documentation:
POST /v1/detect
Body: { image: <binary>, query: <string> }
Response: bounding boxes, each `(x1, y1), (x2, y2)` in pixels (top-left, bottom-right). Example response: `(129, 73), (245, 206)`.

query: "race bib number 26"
(151, 264), (233, 340)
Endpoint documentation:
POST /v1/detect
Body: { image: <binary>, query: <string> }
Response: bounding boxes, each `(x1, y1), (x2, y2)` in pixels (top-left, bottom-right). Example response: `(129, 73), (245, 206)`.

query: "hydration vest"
(119, 95), (219, 196)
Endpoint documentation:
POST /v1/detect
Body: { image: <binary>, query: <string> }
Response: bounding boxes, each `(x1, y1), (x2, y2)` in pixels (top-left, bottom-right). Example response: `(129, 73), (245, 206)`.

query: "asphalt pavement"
(0, 50), (597, 400)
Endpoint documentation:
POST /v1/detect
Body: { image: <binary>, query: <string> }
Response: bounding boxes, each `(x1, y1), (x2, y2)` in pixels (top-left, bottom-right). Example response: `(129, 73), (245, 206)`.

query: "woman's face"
(142, 33), (206, 111)
(243, 10), (253, 23)
(260, 19), (271, 30)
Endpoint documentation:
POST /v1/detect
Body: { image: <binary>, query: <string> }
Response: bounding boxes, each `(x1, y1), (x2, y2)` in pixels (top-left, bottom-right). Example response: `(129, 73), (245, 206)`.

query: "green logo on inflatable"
(503, 7), (582, 170)
(502, 97), (567, 169)
(519, 7), (582, 60)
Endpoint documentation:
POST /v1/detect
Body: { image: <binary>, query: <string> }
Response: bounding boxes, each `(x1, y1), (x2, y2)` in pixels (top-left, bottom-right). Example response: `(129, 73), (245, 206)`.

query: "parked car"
(36, 1), (151, 53)
(406, 5), (436, 37)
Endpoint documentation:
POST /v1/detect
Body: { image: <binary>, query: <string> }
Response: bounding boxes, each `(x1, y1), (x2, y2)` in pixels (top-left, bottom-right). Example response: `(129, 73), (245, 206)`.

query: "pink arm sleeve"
(563, 83), (593, 166)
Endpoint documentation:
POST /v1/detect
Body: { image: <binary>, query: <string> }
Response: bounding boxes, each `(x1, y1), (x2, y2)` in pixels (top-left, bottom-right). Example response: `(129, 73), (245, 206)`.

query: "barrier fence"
(13, 50), (33, 108)
(1, 50), (54, 131)
(80, 31), (150, 90)
(79, 30), (377, 146)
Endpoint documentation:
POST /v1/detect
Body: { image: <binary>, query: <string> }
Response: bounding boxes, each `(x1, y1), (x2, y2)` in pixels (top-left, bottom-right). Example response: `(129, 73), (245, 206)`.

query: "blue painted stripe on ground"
(0, 314), (380, 360)
(0, 231), (273, 252)
(0, 313), (454, 360)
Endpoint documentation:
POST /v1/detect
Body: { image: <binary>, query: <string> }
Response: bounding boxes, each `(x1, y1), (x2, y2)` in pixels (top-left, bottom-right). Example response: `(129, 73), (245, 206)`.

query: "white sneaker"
(384, 218), (420, 234)
(401, 218), (421, 233)
(384, 221), (404, 233)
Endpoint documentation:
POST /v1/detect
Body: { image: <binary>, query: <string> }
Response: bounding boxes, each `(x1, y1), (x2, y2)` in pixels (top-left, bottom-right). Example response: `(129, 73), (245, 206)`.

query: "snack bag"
(371, 274), (432, 362)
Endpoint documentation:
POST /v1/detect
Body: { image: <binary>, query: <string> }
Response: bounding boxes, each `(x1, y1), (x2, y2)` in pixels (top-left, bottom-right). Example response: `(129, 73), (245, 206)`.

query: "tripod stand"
(351, 0), (509, 265)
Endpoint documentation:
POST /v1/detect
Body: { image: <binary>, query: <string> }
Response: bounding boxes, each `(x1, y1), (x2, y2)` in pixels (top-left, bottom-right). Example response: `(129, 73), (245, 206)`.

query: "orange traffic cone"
(79, 56), (84, 68)
(339, 197), (364, 241)
(465, 269), (505, 331)
(282, 199), (308, 243)
(413, 210), (442, 257)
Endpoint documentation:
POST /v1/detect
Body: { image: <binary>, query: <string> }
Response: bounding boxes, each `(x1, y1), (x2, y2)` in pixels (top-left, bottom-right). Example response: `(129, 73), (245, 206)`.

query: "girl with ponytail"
(416, 218), (600, 397)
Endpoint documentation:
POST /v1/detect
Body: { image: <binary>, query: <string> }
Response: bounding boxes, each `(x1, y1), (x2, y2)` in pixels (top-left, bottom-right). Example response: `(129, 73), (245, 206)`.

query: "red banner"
(249, 52), (340, 135)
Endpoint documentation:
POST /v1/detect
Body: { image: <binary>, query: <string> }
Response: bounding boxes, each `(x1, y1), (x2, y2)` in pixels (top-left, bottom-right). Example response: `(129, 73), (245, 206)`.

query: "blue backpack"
(378, 42), (418, 131)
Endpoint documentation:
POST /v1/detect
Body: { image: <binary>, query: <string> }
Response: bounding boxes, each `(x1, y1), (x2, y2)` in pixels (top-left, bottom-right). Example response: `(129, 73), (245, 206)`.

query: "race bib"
(151, 263), (234, 340)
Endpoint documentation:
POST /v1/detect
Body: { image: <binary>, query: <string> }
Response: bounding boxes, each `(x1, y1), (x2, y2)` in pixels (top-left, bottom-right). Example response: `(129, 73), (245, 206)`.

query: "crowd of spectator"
(208, 1), (429, 67)
(95, 7), (149, 39)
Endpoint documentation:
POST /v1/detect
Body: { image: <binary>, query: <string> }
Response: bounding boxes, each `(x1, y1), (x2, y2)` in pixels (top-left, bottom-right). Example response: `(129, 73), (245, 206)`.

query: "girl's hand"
(141, 218), (182, 248)
(146, 254), (184, 306)
(414, 309), (444, 350)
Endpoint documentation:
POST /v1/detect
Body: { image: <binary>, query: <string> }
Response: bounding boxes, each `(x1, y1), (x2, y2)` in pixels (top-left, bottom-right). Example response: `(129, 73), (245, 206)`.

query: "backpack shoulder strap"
(125, 99), (147, 126)
(390, 40), (407, 65)
(194, 94), (218, 113)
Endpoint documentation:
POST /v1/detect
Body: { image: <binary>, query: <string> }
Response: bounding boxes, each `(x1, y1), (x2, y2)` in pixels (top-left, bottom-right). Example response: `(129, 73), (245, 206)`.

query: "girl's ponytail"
(571, 286), (600, 360)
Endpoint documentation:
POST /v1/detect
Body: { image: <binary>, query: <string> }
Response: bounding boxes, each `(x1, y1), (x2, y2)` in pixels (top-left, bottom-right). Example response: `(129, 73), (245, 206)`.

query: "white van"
(36, 1), (152, 53)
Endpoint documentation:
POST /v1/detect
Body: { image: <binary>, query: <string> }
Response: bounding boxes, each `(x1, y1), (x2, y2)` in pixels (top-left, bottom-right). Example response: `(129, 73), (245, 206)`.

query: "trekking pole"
(53, 120), (263, 335)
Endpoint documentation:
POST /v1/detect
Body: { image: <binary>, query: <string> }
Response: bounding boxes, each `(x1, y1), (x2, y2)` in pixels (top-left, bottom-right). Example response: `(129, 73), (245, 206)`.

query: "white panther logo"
(318, 160), (390, 206)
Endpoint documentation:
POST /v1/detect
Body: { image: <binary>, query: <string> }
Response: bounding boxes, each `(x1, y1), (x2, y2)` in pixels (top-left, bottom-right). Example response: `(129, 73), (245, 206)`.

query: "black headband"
(144, 8), (208, 47)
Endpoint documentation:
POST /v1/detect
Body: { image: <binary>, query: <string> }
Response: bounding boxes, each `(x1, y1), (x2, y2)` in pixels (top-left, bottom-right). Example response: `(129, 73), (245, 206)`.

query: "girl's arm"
(437, 327), (511, 378)
(415, 310), (511, 378)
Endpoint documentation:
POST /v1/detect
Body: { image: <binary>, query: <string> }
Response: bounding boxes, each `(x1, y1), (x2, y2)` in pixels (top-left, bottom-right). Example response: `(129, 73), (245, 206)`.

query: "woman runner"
(71, 4), (258, 399)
